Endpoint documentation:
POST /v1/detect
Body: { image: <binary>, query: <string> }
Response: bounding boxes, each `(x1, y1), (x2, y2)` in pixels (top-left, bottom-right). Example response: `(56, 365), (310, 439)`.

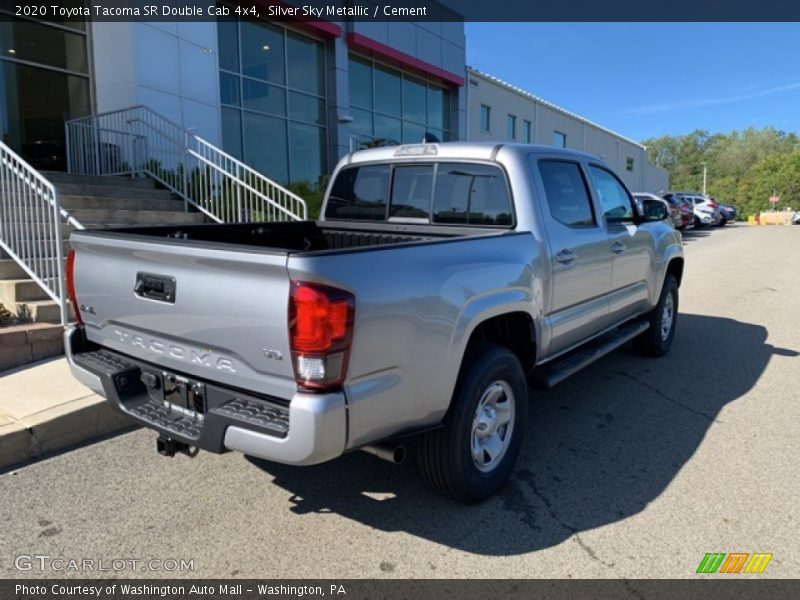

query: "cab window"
(325, 165), (390, 221)
(537, 160), (596, 228)
(588, 165), (635, 223)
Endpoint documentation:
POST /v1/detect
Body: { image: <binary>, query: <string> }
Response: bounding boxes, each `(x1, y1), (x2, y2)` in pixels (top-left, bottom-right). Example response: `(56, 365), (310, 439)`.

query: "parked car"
(634, 193), (680, 229)
(660, 193), (693, 230)
(65, 142), (684, 503)
(718, 203), (737, 225)
(678, 193), (720, 227)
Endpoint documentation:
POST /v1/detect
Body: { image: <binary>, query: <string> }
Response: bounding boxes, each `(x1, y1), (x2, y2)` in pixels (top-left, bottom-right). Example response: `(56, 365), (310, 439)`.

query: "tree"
(642, 127), (800, 217)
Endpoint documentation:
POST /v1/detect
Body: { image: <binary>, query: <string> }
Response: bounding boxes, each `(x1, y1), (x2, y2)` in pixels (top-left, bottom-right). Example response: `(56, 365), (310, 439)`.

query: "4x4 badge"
(262, 349), (284, 360)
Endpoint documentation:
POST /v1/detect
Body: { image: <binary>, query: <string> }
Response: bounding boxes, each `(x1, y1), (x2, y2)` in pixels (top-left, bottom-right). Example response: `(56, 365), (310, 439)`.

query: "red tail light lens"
(65, 249), (83, 325)
(289, 281), (355, 391)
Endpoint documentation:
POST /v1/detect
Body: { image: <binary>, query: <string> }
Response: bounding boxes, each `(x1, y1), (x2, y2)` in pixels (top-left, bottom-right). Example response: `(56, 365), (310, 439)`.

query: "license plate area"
(161, 372), (206, 417)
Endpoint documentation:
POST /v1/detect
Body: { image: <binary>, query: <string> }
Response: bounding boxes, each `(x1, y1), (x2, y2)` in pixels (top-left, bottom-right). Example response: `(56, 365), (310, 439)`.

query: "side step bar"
(534, 318), (650, 389)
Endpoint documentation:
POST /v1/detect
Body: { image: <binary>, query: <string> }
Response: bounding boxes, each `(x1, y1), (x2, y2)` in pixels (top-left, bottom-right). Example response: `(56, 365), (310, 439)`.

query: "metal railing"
(66, 106), (307, 222)
(0, 141), (82, 325)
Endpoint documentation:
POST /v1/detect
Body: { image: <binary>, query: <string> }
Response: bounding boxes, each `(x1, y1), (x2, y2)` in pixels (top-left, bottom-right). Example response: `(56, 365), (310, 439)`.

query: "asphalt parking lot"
(1, 224), (798, 579)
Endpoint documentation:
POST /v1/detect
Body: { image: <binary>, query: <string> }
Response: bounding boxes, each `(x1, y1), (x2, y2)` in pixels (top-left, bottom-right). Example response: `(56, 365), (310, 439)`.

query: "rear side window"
(325, 165), (390, 221)
(433, 163), (512, 226)
(588, 165), (635, 222)
(537, 160), (595, 227)
(390, 165), (433, 219)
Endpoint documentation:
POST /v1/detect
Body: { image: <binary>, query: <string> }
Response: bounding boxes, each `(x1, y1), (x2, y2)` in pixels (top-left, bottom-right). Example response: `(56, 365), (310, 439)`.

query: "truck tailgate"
(70, 232), (297, 400)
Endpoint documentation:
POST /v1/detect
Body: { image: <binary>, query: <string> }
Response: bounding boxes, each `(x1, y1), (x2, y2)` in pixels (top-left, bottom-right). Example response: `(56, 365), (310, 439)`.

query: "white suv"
(679, 194), (720, 227)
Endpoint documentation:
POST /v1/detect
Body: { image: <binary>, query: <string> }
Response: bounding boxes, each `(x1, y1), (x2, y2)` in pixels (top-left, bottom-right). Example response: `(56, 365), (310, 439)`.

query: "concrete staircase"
(0, 172), (206, 324)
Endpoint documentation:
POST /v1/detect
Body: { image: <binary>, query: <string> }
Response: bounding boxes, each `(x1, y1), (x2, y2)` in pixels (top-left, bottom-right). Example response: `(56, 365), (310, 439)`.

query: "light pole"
(701, 161), (707, 196)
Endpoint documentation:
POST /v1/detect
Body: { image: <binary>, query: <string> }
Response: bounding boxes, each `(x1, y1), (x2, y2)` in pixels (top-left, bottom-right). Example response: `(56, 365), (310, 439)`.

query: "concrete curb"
(0, 358), (133, 471)
(0, 396), (134, 471)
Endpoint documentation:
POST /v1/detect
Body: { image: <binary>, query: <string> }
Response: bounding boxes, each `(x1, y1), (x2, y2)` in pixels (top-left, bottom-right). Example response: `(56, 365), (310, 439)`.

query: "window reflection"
(348, 54), (451, 149)
(0, 19), (90, 170)
(218, 17), (326, 186)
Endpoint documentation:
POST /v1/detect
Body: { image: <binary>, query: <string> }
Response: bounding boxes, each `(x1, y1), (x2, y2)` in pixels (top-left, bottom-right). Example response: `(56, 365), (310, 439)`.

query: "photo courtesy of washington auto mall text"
(1, 0), (799, 598)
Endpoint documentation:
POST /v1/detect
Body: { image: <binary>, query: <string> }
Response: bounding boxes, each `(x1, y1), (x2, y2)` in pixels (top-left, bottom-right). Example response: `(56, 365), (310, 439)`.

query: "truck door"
(586, 164), (654, 321)
(532, 157), (615, 356)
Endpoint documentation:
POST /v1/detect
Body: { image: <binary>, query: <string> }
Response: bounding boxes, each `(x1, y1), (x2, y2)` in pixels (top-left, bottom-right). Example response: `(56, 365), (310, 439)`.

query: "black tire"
(634, 274), (679, 357)
(693, 215), (702, 228)
(417, 343), (527, 504)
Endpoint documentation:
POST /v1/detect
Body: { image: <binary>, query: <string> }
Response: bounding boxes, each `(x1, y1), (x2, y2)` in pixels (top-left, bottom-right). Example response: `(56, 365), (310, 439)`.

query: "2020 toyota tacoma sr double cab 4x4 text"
(65, 142), (683, 503)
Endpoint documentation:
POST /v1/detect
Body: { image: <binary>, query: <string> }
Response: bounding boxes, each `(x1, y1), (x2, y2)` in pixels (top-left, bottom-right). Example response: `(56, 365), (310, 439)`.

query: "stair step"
(0, 221), (79, 236)
(0, 258), (66, 281)
(534, 318), (650, 389)
(0, 259), (27, 279)
(55, 185), (172, 200)
(12, 299), (68, 324)
(0, 278), (51, 303)
(0, 243), (71, 264)
(40, 172), (155, 189)
(68, 209), (206, 225)
(59, 195), (183, 211)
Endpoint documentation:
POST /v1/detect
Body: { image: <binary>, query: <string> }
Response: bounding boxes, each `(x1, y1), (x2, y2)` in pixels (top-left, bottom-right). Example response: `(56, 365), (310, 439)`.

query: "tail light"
(707, 199), (718, 208)
(65, 249), (83, 325)
(288, 281), (355, 391)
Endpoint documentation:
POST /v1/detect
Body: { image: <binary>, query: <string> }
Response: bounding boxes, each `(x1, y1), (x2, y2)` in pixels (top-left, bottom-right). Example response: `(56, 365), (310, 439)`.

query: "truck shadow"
(246, 313), (796, 555)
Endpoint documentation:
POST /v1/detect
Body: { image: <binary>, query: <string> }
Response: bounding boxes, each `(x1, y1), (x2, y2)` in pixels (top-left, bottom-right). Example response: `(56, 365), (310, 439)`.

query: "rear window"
(325, 162), (513, 226)
(390, 165), (433, 219)
(433, 163), (512, 226)
(325, 165), (390, 221)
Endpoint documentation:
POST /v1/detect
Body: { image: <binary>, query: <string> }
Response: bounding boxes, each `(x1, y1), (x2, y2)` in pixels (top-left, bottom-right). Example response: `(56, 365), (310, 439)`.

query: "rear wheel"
(417, 344), (527, 503)
(634, 274), (678, 357)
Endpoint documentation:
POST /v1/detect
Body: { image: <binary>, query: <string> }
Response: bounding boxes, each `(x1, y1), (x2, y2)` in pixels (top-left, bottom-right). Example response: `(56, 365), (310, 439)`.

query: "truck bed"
(68, 219), (514, 401)
(94, 221), (459, 254)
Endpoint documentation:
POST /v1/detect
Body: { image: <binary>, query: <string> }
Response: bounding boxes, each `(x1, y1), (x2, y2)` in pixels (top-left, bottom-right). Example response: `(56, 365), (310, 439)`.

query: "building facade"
(1, 12), (667, 194)
(1, 5), (466, 187)
(466, 67), (669, 193)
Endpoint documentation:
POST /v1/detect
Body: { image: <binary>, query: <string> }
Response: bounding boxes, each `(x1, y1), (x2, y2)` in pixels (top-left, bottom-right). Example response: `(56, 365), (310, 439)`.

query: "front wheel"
(417, 344), (527, 503)
(634, 274), (678, 357)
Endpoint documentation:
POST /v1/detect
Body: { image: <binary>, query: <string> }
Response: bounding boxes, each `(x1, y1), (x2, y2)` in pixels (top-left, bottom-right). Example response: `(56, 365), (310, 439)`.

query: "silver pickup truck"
(65, 142), (683, 503)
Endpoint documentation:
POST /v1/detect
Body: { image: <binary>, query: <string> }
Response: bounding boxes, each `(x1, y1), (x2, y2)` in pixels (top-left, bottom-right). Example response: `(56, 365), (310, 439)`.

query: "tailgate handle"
(134, 272), (176, 303)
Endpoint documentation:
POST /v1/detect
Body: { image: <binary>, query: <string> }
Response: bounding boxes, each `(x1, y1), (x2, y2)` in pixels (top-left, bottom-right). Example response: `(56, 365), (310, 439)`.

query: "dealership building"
(0, 7), (666, 191)
(465, 67), (668, 193)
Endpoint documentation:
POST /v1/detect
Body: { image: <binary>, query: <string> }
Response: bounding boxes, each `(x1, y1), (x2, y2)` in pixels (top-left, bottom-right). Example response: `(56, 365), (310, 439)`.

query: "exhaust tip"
(392, 445), (406, 465)
(361, 443), (406, 464)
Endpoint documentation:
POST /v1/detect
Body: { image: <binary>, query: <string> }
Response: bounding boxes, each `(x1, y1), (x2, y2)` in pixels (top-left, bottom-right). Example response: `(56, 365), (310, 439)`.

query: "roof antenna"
(422, 132), (440, 143)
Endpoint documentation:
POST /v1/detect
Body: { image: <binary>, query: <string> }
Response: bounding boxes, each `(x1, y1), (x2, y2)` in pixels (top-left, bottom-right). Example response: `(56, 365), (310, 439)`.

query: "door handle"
(555, 249), (577, 264)
(611, 241), (626, 254)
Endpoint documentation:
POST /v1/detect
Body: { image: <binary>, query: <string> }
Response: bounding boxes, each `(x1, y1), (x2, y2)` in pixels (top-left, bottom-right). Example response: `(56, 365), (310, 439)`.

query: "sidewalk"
(0, 357), (132, 470)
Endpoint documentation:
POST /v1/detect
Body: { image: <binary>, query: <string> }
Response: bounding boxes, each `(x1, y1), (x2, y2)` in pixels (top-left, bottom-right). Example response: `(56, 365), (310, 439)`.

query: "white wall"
(466, 69), (668, 192)
(91, 21), (221, 144)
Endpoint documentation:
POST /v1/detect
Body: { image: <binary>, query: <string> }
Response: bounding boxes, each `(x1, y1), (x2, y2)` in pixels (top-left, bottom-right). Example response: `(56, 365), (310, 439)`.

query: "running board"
(534, 319), (650, 389)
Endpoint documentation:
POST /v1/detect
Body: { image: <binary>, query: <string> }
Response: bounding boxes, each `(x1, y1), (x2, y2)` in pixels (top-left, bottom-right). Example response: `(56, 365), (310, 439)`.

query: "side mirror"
(640, 198), (670, 222)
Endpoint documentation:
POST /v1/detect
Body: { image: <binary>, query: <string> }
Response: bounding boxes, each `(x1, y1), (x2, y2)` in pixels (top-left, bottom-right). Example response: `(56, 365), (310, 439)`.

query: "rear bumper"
(696, 213), (716, 224)
(64, 326), (347, 466)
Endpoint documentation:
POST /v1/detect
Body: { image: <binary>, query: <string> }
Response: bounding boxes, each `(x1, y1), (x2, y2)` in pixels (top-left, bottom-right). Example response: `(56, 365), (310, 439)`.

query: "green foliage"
(286, 179), (327, 220)
(0, 302), (31, 327)
(736, 149), (800, 217)
(135, 159), (325, 221)
(643, 127), (800, 218)
(0, 303), (14, 327)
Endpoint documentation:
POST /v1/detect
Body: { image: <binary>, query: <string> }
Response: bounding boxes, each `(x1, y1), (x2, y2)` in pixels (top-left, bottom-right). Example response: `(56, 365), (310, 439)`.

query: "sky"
(465, 23), (800, 143)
